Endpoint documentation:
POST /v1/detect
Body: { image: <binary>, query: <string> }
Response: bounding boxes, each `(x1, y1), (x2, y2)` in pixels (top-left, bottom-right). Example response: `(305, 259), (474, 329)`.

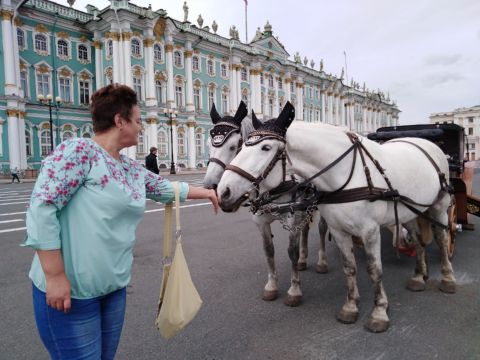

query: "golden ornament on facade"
(37, 65), (50, 74)
(59, 68), (71, 77)
(153, 18), (166, 40)
(56, 31), (69, 39)
(155, 72), (166, 81)
(6, 109), (18, 117)
(35, 24), (48, 33)
(175, 76), (184, 85)
(19, 62), (27, 71)
(93, 40), (102, 49)
(143, 38), (154, 47)
(104, 67), (113, 77)
(175, 44), (182, 49)
(133, 67), (142, 77)
(79, 72), (91, 80)
(42, 123), (51, 130)
(1, 9), (13, 21)
(146, 117), (158, 124)
(133, 31), (142, 37)
(187, 121), (196, 127)
(18, 111), (27, 119)
(184, 50), (193, 58)
(164, 44), (174, 52)
(208, 54), (214, 59)
(284, 78), (291, 83)
(63, 124), (72, 131)
(122, 32), (132, 41)
(166, 119), (177, 126)
(14, 17), (22, 27)
(79, 35), (88, 43)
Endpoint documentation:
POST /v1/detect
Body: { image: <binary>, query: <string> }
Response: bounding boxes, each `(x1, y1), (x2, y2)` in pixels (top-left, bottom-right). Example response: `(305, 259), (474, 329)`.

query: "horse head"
(204, 101), (248, 190)
(217, 101), (295, 212)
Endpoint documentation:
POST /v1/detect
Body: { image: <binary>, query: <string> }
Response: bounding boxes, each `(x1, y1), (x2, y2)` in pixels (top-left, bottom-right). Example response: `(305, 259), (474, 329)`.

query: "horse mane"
(241, 116), (255, 139)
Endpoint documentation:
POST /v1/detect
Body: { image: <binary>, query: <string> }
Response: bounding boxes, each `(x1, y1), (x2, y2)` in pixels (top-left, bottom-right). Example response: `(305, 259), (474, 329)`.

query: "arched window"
(20, 69), (28, 98)
(35, 34), (47, 52)
(192, 56), (199, 71)
(193, 86), (201, 110)
(278, 78), (283, 90)
(40, 130), (51, 156)
(158, 131), (167, 156)
(79, 79), (91, 105)
(174, 51), (182, 67)
(59, 75), (72, 103)
(36, 72), (50, 97)
(208, 88), (215, 111)
(268, 98), (274, 116)
(62, 130), (74, 142)
(268, 74), (274, 88)
(154, 44), (163, 62)
(78, 45), (88, 61)
(207, 59), (214, 76)
(25, 129), (31, 156)
(221, 64), (228, 78)
(106, 39), (113, 57)
(241, 68), (248, 81)
(57, 39), (69, 57)
(137, 130), (145, 153)
(175, 80), (184, 107)
(222, 92), (228, 114)
(82, 132), (91, 138)
(155, 80), (165, 104)
(17, 28), (25, 49)
(131, 38), (141, 57)
(260, 73), (264, 85)
(177, 132), (185, 156)
(195, 133), (203, 156)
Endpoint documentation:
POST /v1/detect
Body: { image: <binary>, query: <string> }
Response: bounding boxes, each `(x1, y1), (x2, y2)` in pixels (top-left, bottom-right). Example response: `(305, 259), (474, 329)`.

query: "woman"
(24, 84), (218, 359)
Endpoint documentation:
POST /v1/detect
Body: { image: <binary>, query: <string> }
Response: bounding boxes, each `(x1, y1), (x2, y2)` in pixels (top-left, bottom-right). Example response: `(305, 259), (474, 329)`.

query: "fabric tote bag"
(155, 182), (203, 339)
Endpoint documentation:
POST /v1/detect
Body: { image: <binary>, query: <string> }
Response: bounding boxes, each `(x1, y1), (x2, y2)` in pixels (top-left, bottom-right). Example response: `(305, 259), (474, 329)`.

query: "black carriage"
(368, 123), (480, 258)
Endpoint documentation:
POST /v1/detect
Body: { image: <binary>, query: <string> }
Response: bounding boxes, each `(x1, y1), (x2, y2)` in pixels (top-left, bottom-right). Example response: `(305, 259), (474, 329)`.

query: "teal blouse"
(23, 138), (189, 299)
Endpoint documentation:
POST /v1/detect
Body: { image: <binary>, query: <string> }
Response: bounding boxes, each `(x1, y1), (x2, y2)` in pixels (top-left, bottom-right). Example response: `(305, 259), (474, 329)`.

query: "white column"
(94, 40), (103, 90)
(321, 91), (326, 123)
(236, 66), (241, 108)
(336, 96), (341, 125)
(7, 110), (20, 169)
(2, 10), (17, 96)
(229, 64), (236, 112)
(285, 78), (291, 103)
(253, 70), (261, 114)
(123, 32), (132, 88)
(184, 48), (194, 112)
(165, 43), (175, 109)
(144, 37), (156, 107)
(112, 33), (121, 83)
(273, 76), (279, 117)
(248, 70), (255, 111)
(296, 83), (304, 121)
(17, 112), (27, 169)
(187, 123), (195, 169)
(172, 122), (178, 164)
(363, 107), (367, 133)
(350, 104), (355, 131)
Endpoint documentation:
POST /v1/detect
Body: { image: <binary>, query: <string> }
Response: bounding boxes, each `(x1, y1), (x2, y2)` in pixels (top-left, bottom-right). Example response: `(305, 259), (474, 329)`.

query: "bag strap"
(162, 181), (180, 262)
(174, 182), (182, 242)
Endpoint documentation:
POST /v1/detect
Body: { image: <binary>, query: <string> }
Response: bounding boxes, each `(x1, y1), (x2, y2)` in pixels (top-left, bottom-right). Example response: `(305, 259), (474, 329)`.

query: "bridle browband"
(208, 122), (243, 170)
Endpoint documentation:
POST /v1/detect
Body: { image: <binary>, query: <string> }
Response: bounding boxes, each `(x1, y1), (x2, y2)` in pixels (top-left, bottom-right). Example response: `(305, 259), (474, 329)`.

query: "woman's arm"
(187, 186), (219, 214)
(36, 250), (71, 313)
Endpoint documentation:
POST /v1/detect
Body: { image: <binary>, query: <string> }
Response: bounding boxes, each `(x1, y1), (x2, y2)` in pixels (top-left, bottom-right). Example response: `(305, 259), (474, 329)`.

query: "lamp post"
(38, 94), (62, 152)
(164, 107), (178, 174)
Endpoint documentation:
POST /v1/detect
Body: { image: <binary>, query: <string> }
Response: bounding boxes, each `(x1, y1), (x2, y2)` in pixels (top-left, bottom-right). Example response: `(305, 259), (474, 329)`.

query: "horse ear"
(210, 103), (222, 124)
(251, 110), (262, 130)
(276, 101), (295, 130)
(233, 100), (248, 126)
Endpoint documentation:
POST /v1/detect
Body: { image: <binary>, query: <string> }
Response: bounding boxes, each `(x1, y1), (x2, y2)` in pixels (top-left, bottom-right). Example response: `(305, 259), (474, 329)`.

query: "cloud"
(424, 54), (461, 66)
(422, 73), (465, 87)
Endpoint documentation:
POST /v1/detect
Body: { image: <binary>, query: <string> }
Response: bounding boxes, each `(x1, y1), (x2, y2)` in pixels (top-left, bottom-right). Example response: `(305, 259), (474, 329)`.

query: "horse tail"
(418, 216), (433, 246)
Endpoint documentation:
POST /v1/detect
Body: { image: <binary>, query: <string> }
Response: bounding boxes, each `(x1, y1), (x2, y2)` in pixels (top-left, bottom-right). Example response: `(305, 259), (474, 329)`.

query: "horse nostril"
(222, 186), (231, 200)
(212, 184), (218, 190)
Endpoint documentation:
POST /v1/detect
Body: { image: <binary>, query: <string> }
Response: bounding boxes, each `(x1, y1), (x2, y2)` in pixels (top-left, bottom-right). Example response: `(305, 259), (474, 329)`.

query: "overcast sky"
(56, 0), (480, 125)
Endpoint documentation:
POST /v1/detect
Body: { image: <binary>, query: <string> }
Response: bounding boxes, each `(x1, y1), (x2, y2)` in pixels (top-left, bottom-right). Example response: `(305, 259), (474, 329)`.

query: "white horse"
(204, 102), (328, 306)
(217, 102), (456, 332)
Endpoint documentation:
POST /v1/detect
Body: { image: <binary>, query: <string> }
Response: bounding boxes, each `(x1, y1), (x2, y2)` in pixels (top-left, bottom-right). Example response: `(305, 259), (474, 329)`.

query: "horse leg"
(363, 230), (390, 333)
(404, 220), (428, 292)
(298, 221), (309, 271)
(285, 215), (302, 307)
(429, 196), (456, 293)
(316, 217), (329, 274)
(255, 220), (279, 301)
(330, 229), (360, 324)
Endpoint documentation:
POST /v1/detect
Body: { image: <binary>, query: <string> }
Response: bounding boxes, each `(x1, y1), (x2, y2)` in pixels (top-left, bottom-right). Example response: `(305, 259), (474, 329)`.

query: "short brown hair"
(90, 84), (138, 133)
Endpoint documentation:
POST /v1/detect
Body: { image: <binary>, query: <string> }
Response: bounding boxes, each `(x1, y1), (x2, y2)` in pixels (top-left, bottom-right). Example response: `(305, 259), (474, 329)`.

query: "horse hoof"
(315, 264), (328, 274)
(262, 290), (279, 301)
(336, 309), (358, 324)
(365, 317), (390, 333)
(406, 278), (426, 292)
(284, 295), (302, 307)
(297, 262), (307, 271)
(439, 280), (456, 294)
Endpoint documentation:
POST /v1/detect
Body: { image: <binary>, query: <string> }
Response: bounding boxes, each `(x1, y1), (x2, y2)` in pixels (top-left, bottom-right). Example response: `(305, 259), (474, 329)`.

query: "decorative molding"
(37, 65), (50, 74)
(175, 44), (183, 49)
(1, 9), (13, 21)
(56, 31), (70, 39)
(79, 71), (91, 80)
(187, 121), (196, 127)
(35, 24), (48, 33)
(153, 18), (166, 40)
(122, 32), (132, 41)
(184, 50), (193, 58)
(6, 109), (18, 117)
(166, 119), (178, 126)
(164, 44), (174, 52)
(143, 38), (154, 47)
(133, 31), (142, 38)
(14, 17), (22, 27)
(146, 117), (158, 124)
(59, 68), (72, 77)
(93, 40), (102, 49)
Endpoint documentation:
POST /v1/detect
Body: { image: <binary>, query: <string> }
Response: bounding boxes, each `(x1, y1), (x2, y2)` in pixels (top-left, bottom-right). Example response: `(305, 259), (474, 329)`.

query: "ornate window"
(131, 38), (141, 57)
(104, 67), (113, 85)
(208, 84), (216, 111)
(34, 34), (48, 54)
(157, 130), (167, 156)
(57, 39), (69, 59)
(241, 68), (248, 81)
(36, 72), (50, 97)
(79, 79), (90, 105)
(17, 28), (25, 50)
(155, 79), (165, 105)
(193, 88), (201, 110)
(132, 66), (144, 100)
(290, 82), (294, 92)
(260, 73), (264, 85)
(20, 69), (29, 98)
(192, 56), (199, 71)
(175, 78), (184, 108)
(278, 78), (283, 90)
(59, 76), (72, 103)
(207, 59), (215, 76)
(40, 130), (51, 156)
(222, 93), (228, 114)
(195, 132), (203, 156)
(154, 44), (163, 62)
(137, 130), (145, 153)
(78, 44), (89, 62)
(268, 98), (274, 116)
(268, 74), (274, 88)
(25, 129), (32, 157)
(106, 39), (113, 58)
(177, 131), (185, 156)
(221, 63), (228, 78)
(62, 130), (74, 142)
(174, 50), (183, 67)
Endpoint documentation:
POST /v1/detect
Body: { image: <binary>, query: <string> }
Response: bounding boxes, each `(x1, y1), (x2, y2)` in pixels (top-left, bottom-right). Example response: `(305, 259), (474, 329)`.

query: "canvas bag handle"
(162, 182), (181, 264)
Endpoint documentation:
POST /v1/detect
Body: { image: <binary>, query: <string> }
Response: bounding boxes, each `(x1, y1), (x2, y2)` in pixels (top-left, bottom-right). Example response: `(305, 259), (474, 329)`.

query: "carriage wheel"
(446, 198), (457, 260)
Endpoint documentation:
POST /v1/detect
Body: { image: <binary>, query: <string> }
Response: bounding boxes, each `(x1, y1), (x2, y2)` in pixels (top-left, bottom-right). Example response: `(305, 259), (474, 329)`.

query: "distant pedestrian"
(145, 146), (159, 174)
(11, 167), (20, 183)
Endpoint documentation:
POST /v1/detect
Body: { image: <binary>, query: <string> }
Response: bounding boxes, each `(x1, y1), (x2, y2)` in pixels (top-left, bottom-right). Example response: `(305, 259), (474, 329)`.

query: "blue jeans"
(32, 284), (126, 360)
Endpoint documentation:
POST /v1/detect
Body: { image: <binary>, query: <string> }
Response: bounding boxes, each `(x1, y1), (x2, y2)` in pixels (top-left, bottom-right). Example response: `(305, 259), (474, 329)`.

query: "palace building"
(0, 0), (400, 171)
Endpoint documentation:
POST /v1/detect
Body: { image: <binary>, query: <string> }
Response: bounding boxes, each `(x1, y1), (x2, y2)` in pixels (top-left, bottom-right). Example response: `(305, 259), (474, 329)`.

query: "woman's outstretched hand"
(187, 186), (220, 214)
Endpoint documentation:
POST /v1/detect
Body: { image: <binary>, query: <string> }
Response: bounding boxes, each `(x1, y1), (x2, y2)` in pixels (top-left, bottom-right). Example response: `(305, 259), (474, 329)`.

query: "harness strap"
(225, 164), (258, 183)
(208, 157), (227, 170)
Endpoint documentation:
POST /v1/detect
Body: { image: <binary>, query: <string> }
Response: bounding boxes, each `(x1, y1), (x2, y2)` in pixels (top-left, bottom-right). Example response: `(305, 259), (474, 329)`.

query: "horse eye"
(261, 144), (271, 151)
(229, 145), (236, 151)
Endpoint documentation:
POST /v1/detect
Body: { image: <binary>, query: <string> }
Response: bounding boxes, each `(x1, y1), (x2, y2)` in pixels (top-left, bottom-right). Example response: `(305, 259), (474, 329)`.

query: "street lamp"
(164, 107), (178, 174)
(38, 94), (62, 152)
